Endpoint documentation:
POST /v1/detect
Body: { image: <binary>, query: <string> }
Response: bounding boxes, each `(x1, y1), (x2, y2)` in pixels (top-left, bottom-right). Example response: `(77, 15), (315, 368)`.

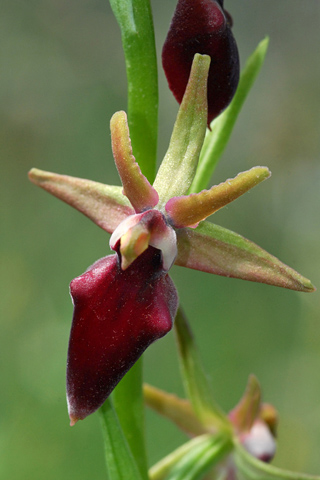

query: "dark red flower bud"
(67, 247), (178, 425)
(162, 0), (240, 125)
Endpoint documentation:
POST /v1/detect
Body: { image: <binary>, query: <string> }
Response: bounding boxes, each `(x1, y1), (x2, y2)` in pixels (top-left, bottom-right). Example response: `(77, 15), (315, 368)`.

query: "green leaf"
(174, 308), (231, 433)
(190, 37), (269, 193)
(234, 443), (320, 480)
(154, 54), (210, 208)
(99, 397), (144, 480)
(149, 434), (233, 480)
(113, 359), (149, 480)
(109, 0), (158, 183)
(175, 221), (315, 292)
(166, 434), (233, 480)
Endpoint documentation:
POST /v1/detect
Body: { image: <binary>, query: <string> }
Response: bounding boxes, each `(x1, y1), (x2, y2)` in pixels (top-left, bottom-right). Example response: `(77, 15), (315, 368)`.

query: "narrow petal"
(166, 167), (271, 228)
(67, 247), (178, 424)
(229, 375), (262, 433)
(28, 168), (134, 233)
(153, 54), (210, 209)
(144, 384), (206, 436)
(110, 111), (159, 212)
(175, 221), (315, 292)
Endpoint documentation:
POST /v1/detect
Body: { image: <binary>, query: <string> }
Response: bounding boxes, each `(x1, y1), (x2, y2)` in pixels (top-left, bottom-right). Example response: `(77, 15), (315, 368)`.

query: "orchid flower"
(28, 54), (314, 426)
(145, 374), (278, 480)
(145, 375), (278, 476)
(144, 310), (291, 480)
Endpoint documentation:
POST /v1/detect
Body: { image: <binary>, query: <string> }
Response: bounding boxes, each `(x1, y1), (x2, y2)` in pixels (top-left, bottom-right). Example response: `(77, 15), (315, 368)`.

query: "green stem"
(100, 1), (158, 478)
(99, 398), (144, 480)
(109, 0), (158, 182)
(174, 307), (231, 434)
(113, 359), (149, 480)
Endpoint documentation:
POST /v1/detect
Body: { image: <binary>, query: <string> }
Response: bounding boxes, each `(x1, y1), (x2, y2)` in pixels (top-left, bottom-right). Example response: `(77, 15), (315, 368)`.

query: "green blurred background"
(1, 0), (320, 478)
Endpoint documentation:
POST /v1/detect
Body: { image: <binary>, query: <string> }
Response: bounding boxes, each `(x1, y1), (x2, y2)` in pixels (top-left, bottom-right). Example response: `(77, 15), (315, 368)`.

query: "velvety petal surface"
(110, 111), (159, 212)
(28, 168), (134, 233)
(67, 247), (178, 424)
(162, 0), (239, 125)
(175, 221), (315, 292)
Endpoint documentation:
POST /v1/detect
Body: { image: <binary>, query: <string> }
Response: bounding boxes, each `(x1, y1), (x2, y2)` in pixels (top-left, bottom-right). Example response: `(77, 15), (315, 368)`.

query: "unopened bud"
(162, 0), (240, 126)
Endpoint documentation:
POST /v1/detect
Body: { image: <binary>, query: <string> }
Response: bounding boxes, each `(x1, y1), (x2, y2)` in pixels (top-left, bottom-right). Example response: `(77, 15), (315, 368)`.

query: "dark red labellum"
(162, 0), (240, 125)
(67, 247), (178, 423)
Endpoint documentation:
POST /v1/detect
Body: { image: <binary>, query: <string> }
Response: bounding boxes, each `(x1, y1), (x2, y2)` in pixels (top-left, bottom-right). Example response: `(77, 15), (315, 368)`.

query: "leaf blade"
(99, 397), (144, 480)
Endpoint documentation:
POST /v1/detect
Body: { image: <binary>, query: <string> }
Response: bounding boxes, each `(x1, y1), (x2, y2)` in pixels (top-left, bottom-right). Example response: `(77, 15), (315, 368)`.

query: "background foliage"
(1, 0), (320, 478)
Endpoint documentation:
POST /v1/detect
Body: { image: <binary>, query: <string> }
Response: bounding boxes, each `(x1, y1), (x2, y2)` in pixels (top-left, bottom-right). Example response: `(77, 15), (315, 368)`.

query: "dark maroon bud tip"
(67, 247), (178, 424)
(162, 0), (240, 125)
(224, 9), (233, 27)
